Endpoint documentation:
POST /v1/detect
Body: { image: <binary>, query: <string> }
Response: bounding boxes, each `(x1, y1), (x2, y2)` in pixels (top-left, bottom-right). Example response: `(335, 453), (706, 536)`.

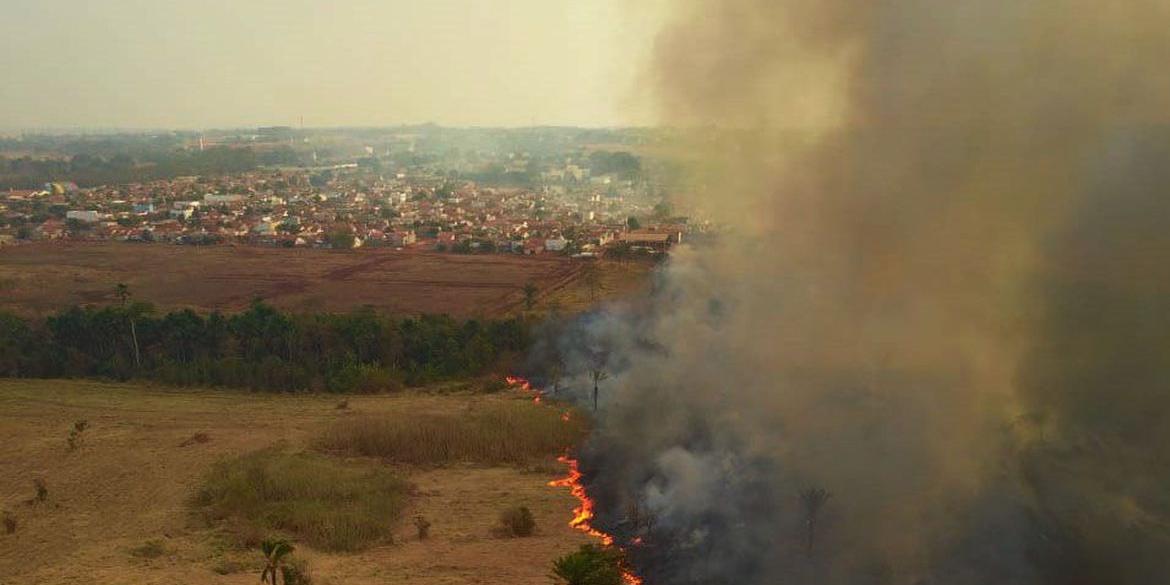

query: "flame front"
(507, 375), (643, 585)
(506, 375), (542, 404)
(548, 454), (614, 545)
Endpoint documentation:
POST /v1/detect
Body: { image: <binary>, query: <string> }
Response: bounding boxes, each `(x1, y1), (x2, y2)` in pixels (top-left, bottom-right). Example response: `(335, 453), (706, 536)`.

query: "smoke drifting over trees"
(546, 1), (1170, 584)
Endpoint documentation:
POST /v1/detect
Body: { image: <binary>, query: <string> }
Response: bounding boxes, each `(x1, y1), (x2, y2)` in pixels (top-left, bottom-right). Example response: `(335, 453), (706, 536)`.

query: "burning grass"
(317, 401), (587, 466)
(194, 449), (410, 552)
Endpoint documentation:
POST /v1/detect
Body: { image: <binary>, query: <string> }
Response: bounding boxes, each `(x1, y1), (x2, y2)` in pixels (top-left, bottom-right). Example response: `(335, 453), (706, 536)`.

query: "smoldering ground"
(530, 1), (1170, 584)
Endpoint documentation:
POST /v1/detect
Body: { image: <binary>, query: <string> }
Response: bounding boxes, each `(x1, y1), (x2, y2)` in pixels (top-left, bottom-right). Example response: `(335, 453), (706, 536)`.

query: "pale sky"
(0, 0), (663, 130)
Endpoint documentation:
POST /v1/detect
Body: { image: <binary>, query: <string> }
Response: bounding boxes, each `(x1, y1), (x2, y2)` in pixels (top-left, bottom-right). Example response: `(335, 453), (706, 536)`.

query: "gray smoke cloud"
(535, 1), (1170, 584)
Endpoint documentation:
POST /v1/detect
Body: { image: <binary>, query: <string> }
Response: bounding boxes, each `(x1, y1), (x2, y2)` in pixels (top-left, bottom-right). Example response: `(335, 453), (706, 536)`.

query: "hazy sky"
(1, 0), (662, 129)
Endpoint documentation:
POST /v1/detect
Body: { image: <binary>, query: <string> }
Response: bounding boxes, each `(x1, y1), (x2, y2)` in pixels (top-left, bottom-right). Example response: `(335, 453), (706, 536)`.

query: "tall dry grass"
(194, 450), (409, 551)
(317, 401), (587, 465)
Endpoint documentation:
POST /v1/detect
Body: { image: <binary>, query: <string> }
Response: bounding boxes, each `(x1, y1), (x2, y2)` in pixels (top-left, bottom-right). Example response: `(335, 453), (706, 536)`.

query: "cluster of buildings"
(0, 169), (689, 257)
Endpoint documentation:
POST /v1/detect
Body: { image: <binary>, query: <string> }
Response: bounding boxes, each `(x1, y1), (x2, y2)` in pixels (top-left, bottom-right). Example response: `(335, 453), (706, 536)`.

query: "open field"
(0, 379), (595, 585)
(0, 242), (651, 317)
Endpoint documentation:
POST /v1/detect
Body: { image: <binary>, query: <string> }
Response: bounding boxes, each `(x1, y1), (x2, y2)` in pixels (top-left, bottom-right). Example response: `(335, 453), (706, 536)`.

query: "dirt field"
(0, 242), (652, 317)
(0, 380), (595, 585)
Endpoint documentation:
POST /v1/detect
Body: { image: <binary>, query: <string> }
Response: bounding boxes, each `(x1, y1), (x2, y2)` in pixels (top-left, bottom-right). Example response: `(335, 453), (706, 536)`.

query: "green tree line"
(0, 300), (529, 392)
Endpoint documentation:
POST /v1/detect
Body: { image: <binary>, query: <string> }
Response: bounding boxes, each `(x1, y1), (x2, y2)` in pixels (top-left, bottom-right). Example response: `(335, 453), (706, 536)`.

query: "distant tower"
(199, 135), (205, 152)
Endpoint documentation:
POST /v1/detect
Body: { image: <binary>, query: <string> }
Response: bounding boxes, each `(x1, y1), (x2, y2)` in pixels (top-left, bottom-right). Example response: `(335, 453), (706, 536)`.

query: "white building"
(65, 210), (100, 223)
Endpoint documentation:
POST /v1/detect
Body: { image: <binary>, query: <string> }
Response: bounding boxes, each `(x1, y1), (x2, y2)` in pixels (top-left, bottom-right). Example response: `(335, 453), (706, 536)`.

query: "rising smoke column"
(564, 1), (1170, 584)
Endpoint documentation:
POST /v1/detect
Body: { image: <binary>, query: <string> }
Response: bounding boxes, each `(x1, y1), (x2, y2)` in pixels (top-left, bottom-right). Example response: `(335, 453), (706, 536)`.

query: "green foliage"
(0, 302), (531, 392)
(196, 451), (409, 552)
(499, 505), (536, 537)
(317, 402), (587, 466)
(327, 230), (356, 250)
(260, 538), (294, 585)
(551, 545), (625, 585)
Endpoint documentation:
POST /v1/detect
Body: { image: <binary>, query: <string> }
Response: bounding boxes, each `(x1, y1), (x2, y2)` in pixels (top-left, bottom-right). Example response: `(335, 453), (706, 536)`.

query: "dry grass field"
(0, 242), (650, 317)
(0, 379), (596, 585)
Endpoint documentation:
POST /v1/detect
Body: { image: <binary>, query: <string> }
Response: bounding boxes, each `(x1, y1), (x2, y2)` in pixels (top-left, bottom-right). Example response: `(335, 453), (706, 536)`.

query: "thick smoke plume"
(541, 2), (1170, 584)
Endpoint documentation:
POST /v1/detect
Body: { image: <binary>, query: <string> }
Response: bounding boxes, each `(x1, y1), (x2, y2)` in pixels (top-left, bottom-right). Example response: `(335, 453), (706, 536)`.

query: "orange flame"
(506, 375), (543, 404)
(549, 454), (643, 585)
(506, 376), (643, 585)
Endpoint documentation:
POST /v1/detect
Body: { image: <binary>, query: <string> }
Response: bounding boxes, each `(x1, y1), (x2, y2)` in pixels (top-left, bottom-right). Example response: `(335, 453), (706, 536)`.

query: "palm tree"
(800, 486), (831, 556)
(589, 367), (608, 412)
(523, 281), (538, 311)
(548, 356), (565, 395)
(260, 538), (294, 585)
(115, 283), (141, 369)
(581, 263), (601, 302)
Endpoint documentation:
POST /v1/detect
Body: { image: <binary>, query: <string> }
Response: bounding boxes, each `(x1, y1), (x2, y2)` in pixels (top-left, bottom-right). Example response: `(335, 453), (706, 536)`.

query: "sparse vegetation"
(129, 539), (169, 559)
(480, 377), (508, 394)
(194, 450), (410, 551)
(281, 555), (313, 585)
(66, 419), (89, 451)
(551, 545), (624, 585)
(211, 558), (247, 575)
(317, 402), (587, 465)
(523, 281), (539, 310)
(179, 432), (211, 447)
(32, 478), (47, 504)
(414, 515), (431, 540)
(499, 505), (537, 537)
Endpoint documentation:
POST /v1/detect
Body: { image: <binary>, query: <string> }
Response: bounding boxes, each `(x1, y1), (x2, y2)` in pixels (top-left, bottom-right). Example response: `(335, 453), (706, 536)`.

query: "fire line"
(507, 376), (643, 585)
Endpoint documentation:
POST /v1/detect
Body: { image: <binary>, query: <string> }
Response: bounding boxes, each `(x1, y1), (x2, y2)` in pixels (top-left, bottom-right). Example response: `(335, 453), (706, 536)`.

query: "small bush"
(414, 515), (431, 540)
(499, 506), (536, 537)
(552, 545), (625, 585)
(194, 450), (410, 552)
(281, 556), (313, 585)
(67, 419), (89, 451)
(32, 479), (47, 504)
(130, 539), (169, 559)
(317, 402), (587, 466)
(180, 432), (212, 447)
(3, 511), (16, 534)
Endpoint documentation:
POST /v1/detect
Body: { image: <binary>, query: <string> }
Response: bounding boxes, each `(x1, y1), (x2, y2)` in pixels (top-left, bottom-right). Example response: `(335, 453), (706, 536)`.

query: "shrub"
(551, 545), (625, 585)
(180, 432), (211, 447)
(317, 402), (586, 466)
(499, 505), (536, 537)
(194, 450), (410, 551)
(414, 515), (431, 540)
(67, 419), (89, 451)
(282, 556), (313, 585)
(32, 478), (47, 504)
(130, 539), (168, 559)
